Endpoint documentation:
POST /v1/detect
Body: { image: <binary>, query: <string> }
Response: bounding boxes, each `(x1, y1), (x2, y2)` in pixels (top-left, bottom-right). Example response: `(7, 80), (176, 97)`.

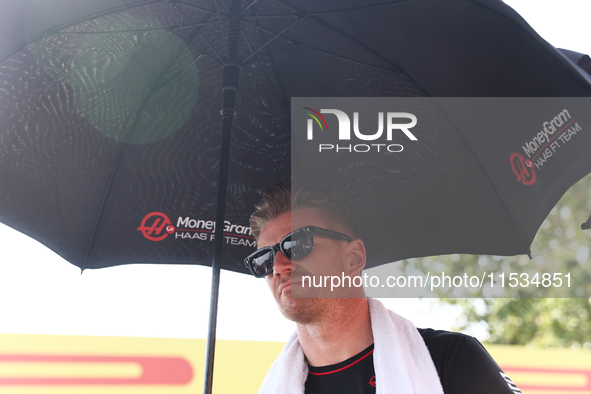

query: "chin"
(278, 296), (328, 324)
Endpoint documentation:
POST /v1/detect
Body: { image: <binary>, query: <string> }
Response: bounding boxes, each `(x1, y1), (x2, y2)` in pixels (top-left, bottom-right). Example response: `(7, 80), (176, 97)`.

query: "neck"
(296, 297), (373, 367)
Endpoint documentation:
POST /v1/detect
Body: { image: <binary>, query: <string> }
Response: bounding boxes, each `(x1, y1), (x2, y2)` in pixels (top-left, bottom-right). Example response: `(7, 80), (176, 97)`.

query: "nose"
(272, 249), (292, 277)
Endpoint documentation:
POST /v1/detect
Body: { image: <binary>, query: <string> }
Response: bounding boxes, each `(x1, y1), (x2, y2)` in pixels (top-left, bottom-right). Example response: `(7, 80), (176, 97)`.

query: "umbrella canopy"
(1, 0), (591, 276)
(292, 96), (591, 273)
(2, 1), (591, 392)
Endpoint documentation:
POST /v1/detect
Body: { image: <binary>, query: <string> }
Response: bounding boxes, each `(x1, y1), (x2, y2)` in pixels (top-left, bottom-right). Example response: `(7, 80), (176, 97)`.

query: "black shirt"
(303, 328), (521, 394)
(305, 343), (376, 394)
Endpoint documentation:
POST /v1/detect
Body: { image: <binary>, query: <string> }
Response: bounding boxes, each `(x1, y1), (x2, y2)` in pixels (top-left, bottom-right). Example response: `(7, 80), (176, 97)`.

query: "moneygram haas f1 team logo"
(510, 153), (536, 186)
(510, 108), (582, 186)
(137, 212), (176, 241)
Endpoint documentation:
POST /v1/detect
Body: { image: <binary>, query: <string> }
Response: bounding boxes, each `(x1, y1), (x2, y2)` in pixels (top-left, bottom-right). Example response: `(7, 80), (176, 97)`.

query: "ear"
(345, 238), (366, 275)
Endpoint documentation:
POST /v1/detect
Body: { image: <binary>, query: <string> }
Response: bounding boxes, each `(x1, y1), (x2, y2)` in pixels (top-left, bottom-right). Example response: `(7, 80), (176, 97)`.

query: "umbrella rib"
(48, 23), (216, 35)
(476, 0), (591, 93)
(156, 30), (223, 90)
(245, 0), (270, 30)
(248, 5), (293, 131)
(242, 0), (292, 107)
(240, 28), (286, 105)
(154, 52), (205, 91)
(429, 100), (532, 255)
(0, 0), (164, 64)
(242, 14), (299, 19)
(182, 11), (227, 65)
(49, 0), (164, 32)
(186, 38), (225, 65)
(213, 0), (228, 59)
(240, 0), (414, 20)
(261, 0), (432, 94)
(51, 85), (77, 258)
(241, 19), (302, 64)
(250, 24), (400, 73)
(241, 42), (295, 67)
(174, 3), (225, 62)
(175, 1), (217, 14)
(81, 30), (200, 270)
(184, 4), (228, 65)
(276, 0), (414, 17)
(217, 0), (230, 14)
(243, 0), (260, 12)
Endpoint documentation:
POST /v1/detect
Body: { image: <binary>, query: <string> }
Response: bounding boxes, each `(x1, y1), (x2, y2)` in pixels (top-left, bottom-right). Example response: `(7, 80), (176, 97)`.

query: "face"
(258, 207), (361, 324)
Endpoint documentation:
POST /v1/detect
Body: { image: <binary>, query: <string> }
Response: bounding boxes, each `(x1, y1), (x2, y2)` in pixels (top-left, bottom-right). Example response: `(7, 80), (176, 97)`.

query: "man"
(246, 183), (521, 394)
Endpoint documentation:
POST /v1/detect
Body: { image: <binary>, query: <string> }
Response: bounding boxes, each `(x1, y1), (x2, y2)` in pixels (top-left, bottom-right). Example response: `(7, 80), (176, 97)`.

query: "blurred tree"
(448, 298), (591, 349)
(427, 172), (591, 347)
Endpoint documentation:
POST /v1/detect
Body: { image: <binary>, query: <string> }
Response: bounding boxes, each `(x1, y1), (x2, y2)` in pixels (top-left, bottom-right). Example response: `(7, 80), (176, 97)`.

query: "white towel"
(258, 298), (444, 394)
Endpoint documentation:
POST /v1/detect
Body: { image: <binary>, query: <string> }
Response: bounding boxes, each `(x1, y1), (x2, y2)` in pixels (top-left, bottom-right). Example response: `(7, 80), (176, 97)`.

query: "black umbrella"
(292, 96), (591, 273)
(1, 0), (591, 392)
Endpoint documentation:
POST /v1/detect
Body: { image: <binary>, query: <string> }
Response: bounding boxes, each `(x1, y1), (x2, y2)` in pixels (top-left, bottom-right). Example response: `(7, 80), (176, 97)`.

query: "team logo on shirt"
(369, 375), (376, 387)
(500, 372), (521, 393)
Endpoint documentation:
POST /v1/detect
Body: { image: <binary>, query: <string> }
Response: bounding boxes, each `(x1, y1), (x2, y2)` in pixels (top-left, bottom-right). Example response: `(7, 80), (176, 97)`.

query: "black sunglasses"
(244, 225), (353, 278)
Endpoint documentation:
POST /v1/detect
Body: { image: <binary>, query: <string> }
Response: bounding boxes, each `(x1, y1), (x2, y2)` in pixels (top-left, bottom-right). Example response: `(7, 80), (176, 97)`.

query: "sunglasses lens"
(246, 228), (317, 277)
(282, 230), (312, 260)
(249, 249), (275, 277)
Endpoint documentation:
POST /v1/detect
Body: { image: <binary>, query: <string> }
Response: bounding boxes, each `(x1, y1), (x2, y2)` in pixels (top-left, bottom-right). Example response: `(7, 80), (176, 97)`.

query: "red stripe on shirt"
(308, 349), (374, 376)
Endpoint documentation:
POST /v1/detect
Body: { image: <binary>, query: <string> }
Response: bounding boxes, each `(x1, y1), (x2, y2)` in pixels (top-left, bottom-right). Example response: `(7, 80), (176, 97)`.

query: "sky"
(0, 0), (590, 342)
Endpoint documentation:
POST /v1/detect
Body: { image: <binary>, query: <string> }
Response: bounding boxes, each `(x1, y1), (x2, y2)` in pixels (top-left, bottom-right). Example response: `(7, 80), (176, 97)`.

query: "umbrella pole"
(203, 1), (241, 393)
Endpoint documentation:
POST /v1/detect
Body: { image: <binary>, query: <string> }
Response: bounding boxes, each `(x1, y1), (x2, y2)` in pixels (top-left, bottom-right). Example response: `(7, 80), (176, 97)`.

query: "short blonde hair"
(249, 182), (359, 241)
